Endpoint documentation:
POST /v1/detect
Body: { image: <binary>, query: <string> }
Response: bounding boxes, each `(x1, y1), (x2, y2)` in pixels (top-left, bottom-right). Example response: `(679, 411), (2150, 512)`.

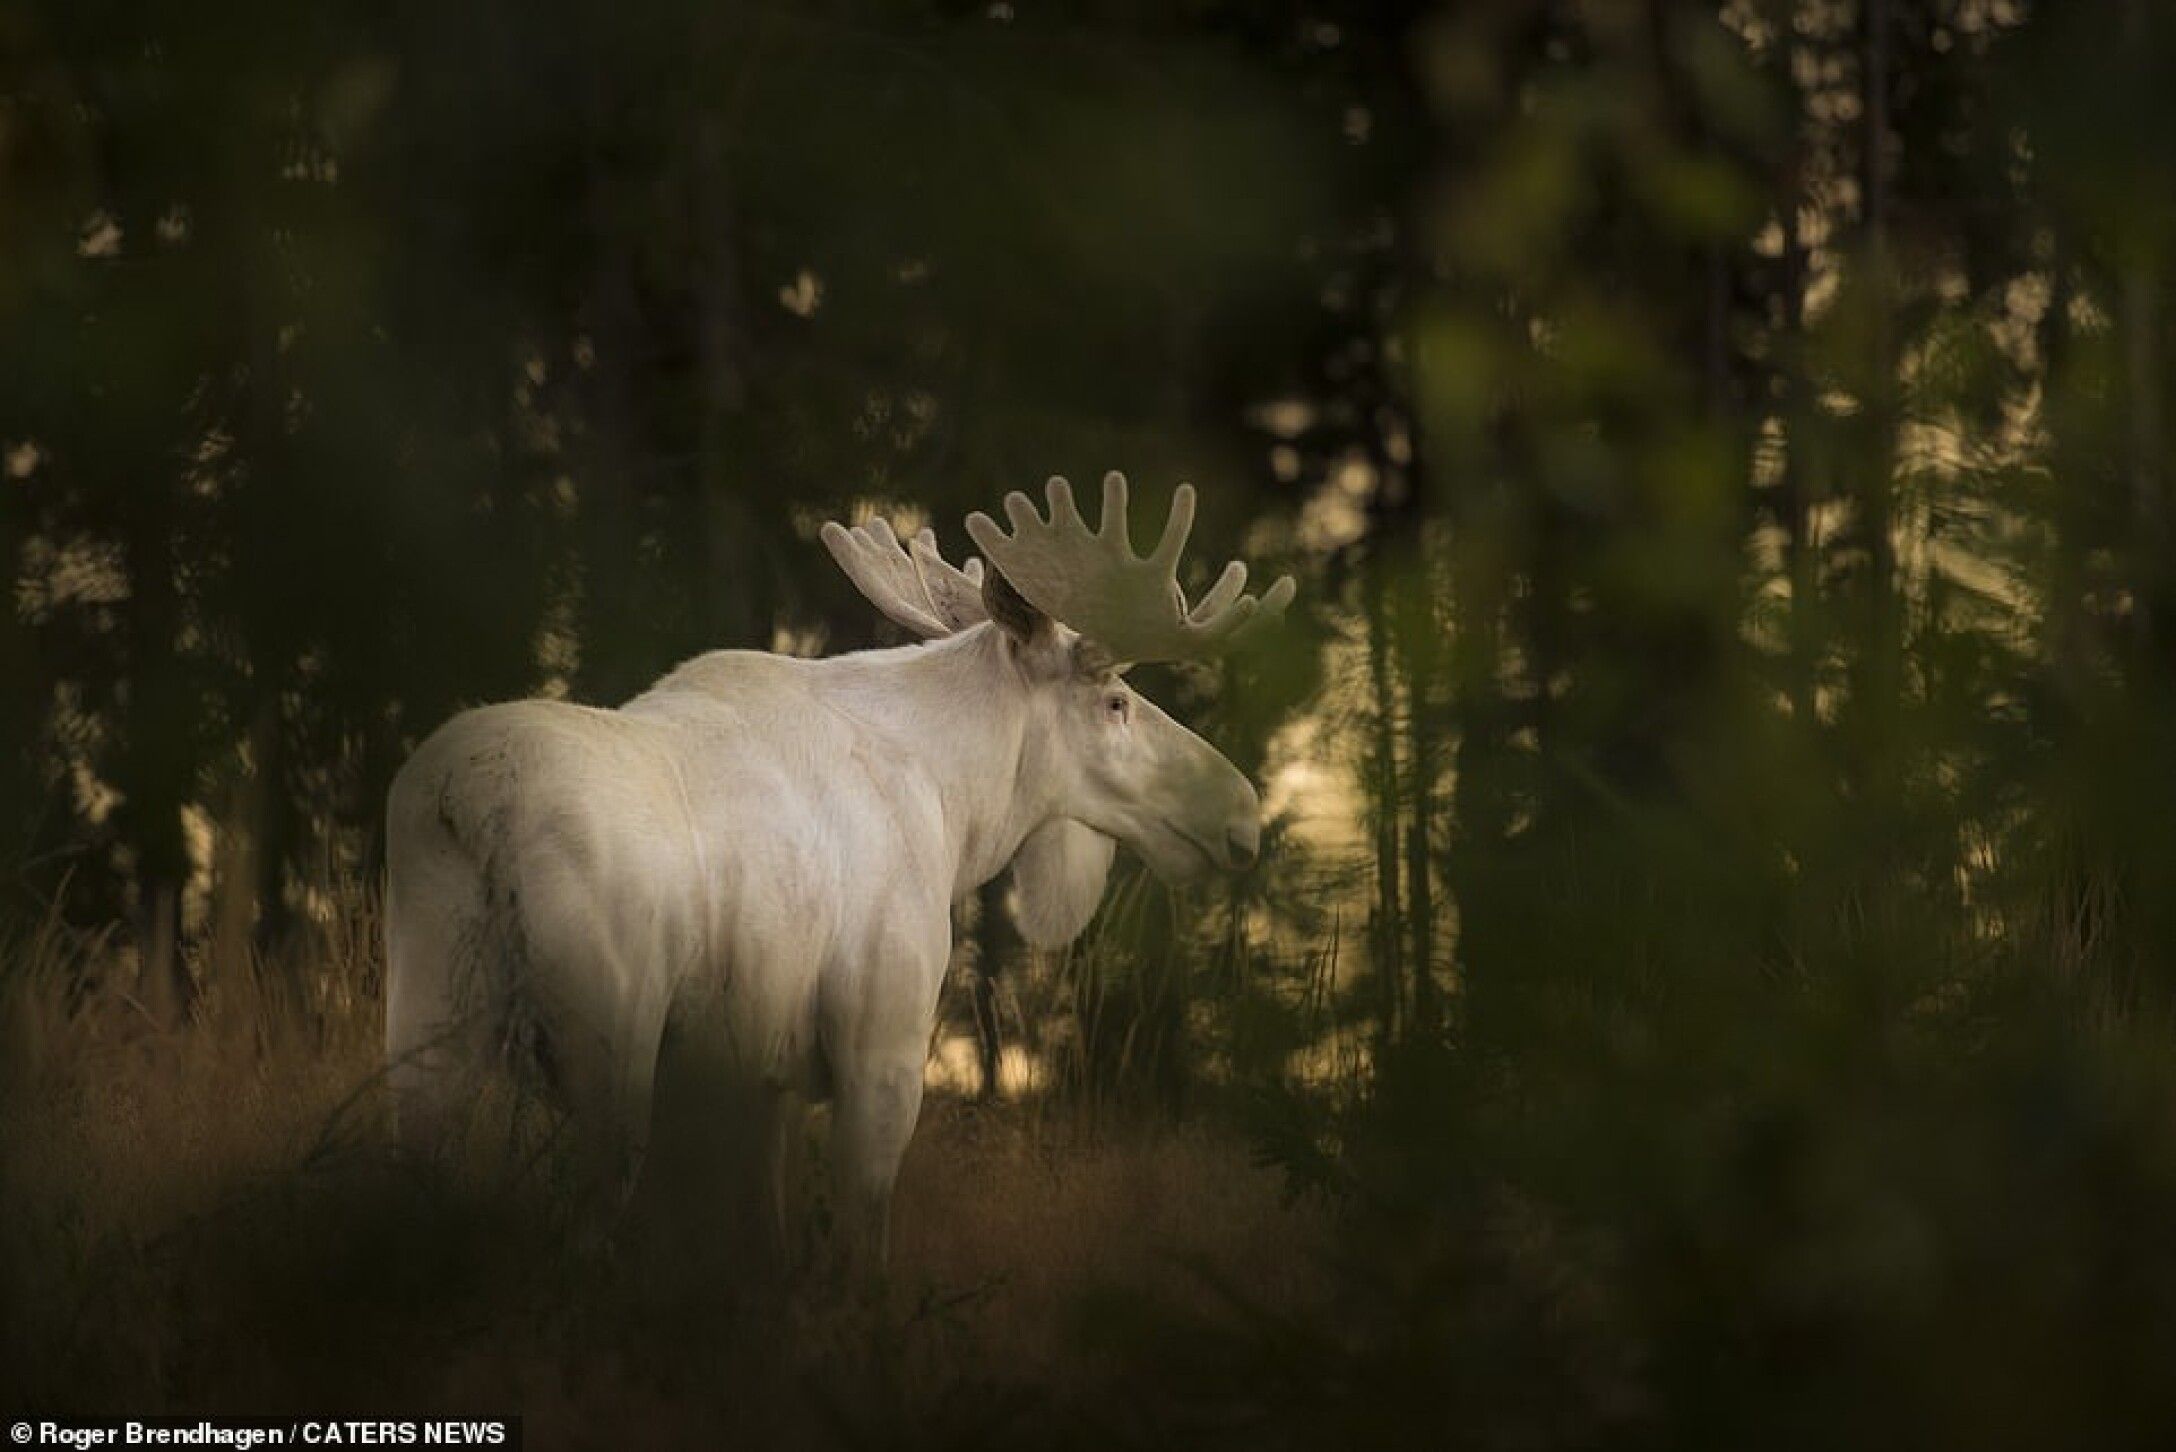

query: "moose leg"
(740, 1085), (799, 1274)
(820, 923), (947, 1286)
(765, 1091), (802, 1267)
(694, 1078), (795, 1278)
(831, 1057), (926, 1282)
(639, 1006), (799, 1281)
(598, 987), (673, 1205)
(516, 957), (672, 1226)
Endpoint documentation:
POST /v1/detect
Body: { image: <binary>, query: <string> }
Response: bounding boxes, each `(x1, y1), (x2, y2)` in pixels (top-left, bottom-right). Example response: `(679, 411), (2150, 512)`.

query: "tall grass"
(0, 891), (1331, 1447)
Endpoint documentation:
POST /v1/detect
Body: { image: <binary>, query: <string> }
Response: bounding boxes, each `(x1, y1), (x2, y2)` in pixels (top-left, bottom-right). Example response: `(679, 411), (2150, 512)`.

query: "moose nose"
(1225, 817), (1260, 870)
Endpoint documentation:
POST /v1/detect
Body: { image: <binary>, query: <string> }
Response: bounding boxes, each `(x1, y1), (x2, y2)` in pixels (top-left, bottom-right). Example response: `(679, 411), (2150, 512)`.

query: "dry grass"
(0, 910), (1330, 1448)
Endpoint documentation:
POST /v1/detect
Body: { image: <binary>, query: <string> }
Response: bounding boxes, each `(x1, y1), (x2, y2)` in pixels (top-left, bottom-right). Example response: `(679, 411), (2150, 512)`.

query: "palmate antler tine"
(1148, 480), (1196, 572)
(1002, 490), (1044, 537)
(1205, 575), (1297, 651)
(912, 527), (983, 586)
(1188, 559), (1249, 623)
(869, 518), (928, 615)
(908, 528), (988, 633)
(1097, 471), (1131, 547)
(1250, 574), (1298, 627)
(1045, 475), (1091, 535)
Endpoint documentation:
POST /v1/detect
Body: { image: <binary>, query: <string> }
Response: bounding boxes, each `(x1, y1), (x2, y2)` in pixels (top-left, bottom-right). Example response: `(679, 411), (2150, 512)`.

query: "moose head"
(821, 471), (1293, 907)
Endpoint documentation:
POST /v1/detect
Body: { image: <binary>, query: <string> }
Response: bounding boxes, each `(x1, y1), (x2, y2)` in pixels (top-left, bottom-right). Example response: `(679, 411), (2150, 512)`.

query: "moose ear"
(982, 564), (1053, 648)
(1072, 638), (1123, 680)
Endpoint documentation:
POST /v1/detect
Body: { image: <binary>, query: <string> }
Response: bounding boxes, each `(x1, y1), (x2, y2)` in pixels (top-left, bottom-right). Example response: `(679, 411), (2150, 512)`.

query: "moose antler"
(820, 516), (989, 640)
(964, 472), (1294, 664)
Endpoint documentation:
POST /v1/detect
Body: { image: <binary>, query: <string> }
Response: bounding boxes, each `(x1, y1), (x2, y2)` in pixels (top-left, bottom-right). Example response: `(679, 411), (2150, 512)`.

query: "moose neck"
(814, 624), (1063, 899)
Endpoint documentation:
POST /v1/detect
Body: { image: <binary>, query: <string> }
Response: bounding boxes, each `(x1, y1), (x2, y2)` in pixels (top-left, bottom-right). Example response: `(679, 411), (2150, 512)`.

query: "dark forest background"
(8, 0), (2176, 1445)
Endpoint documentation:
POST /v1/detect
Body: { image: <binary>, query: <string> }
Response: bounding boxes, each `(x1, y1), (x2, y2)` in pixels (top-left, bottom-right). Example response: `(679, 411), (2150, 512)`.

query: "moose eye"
(1104, 692), (1130, 724)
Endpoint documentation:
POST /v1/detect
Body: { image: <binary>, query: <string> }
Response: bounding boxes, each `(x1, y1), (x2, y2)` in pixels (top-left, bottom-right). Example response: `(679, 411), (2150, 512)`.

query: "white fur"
(1006, 820), (1118, 949)
(384, 621), (1259, 1270)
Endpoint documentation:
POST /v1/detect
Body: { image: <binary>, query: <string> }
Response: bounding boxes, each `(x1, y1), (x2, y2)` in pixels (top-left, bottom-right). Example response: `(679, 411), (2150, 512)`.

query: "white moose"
(383, 472), (1292, 1269)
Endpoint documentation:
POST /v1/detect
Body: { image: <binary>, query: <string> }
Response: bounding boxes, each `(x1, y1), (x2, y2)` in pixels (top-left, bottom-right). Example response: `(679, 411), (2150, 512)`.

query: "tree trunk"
(122, 481), (194, 1028)
(2124, 261), (2164, 661)
(971, 877), (1016, 1102)
(137, 875), (187, 1026)
(1780, 167), (1816, 723)
(249, 693), (292, 959)
(1396, 567), (1442, 1036)
(0, 463), (32, 899)
(1861, 0), (1901, 673)
(1363, 545), (1406, 1048)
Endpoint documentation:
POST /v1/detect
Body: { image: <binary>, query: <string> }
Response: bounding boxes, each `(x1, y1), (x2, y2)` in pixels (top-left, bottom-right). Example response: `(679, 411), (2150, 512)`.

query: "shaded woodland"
(8, 0), (2176, 1444)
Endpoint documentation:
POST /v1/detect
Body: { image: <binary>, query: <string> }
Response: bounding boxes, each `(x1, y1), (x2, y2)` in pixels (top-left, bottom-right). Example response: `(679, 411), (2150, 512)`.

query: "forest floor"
(0, 938), (1332, 1449)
